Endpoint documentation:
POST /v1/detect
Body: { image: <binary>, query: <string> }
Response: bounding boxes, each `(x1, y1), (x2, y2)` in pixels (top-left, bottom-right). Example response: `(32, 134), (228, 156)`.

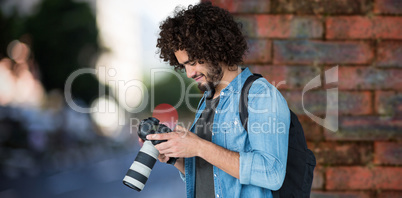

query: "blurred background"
(0, 0), (199, 197)
(0, 0), (401, 198)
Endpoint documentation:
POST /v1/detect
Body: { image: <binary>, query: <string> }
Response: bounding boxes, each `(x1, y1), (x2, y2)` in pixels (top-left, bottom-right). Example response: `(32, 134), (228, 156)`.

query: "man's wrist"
(174, 158), (183, 168)
(196, 138), (210, 158)
(174, 158), (185, 175)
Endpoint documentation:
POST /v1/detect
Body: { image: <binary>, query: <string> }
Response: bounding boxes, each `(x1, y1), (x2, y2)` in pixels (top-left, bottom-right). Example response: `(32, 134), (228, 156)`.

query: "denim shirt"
(180, 68), (290, 198)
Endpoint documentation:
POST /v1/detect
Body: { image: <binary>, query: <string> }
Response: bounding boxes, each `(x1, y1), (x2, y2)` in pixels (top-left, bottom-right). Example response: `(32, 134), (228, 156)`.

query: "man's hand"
(142, 125), (239, 178)
(146, 125), (203, 158)
(138, 137), (171, 163)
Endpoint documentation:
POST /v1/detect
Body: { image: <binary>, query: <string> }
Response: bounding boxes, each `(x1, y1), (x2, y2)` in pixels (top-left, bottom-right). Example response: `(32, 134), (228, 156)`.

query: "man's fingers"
(147, 133), (167, 140)
(154, 142), (167, 151)
(146, 132), (179, 140)
(158, 154), (169, 163)
(155, 142), (177, 158)
(173, 125), (189, 138)
(174, 125), (186, 132)
(165, 153), (178, 158)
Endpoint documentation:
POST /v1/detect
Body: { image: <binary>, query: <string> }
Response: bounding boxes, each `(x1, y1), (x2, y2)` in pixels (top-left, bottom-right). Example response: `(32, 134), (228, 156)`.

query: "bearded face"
(174, 50), (224, 93)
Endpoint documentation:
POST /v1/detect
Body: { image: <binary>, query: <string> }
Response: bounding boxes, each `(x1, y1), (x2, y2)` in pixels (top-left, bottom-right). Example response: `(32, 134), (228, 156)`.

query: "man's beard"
(197, 66), (223, 92)
(198, 81), (216, 100)
(198, 81), (215, 92)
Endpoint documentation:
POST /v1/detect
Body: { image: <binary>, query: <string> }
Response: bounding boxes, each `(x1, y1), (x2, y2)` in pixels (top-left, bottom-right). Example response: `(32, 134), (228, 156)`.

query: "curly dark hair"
(156, 2), (248, 72)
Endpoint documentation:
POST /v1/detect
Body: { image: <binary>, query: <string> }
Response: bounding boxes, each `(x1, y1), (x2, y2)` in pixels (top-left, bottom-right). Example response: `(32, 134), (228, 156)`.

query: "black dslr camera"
(123, 117), (177, 191)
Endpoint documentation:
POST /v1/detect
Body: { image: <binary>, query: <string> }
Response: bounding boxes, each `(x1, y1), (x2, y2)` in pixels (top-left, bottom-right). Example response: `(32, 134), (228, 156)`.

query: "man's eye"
(190, 62), (196, 66)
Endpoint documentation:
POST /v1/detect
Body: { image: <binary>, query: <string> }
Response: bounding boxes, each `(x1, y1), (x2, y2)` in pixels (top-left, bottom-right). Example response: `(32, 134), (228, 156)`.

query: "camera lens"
(123, 141), (159, 191)
(124, 117), (177, 191)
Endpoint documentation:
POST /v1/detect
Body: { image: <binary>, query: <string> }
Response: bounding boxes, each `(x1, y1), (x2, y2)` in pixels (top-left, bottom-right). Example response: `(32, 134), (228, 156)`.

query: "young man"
(146, 2), (290, 198)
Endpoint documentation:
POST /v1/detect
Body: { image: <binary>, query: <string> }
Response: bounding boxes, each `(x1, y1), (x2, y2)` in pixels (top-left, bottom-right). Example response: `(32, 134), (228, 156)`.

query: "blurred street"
(0, 148), (185, 198)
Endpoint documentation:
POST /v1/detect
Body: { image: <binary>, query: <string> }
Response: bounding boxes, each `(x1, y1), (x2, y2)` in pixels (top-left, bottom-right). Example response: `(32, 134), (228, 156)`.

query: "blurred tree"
(0, 8), (25, 59)
(24, 0), (105, 105)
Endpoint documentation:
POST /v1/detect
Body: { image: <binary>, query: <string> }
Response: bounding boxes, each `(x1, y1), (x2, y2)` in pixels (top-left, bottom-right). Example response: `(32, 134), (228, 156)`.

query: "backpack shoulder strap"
(239, 74), (262, 132)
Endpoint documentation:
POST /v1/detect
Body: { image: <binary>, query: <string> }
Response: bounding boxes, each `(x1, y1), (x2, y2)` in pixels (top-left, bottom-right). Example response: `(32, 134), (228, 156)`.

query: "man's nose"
(185, 65), (195, 78)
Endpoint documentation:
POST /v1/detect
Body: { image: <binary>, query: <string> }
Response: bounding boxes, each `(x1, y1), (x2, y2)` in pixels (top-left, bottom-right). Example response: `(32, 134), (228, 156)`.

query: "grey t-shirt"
(194, 96), (220, 198)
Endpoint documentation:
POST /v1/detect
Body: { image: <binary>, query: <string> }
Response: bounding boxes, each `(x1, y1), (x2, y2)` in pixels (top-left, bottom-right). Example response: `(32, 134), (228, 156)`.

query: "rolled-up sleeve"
(178, 158), (186, 182)
(239, 82), (290, 190)
(179, 171), (185, 182)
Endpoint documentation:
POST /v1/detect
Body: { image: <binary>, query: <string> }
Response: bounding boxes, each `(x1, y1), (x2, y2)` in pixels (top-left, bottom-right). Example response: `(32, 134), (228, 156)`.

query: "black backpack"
(239, 74), (316, 198)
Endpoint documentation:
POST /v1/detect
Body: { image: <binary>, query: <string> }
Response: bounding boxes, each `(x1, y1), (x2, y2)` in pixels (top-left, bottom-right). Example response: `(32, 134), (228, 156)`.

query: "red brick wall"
(204, 0), (402, 197)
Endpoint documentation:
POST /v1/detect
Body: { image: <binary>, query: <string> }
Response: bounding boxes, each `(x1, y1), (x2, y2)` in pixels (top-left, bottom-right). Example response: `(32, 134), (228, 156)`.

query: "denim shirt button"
(215, 110), (218, 114)
(221, 92), (224, 96)
(214, 174), (217, 177)
(217, 194), (220, 198)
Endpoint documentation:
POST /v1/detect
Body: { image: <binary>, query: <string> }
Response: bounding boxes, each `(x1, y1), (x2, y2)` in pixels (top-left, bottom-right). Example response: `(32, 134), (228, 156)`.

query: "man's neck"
(213, 66), (242, 99)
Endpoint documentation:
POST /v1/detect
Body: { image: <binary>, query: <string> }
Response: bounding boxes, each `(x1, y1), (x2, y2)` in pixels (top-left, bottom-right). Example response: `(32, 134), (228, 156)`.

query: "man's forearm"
(197, 139), (240, 179)
(174, 158), (185, 175)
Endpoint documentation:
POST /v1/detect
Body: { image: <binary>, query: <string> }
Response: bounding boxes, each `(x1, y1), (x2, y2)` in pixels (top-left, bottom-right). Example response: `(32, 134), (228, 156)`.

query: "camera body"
(123, 117), (177, 191)
(138, 117), (171, 145)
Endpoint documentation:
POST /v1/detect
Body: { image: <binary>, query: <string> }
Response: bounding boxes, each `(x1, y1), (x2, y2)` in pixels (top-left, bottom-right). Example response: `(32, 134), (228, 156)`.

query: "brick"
(326, 167), (402, 190)
(330, 66), (402, 90)
(311, 165), (324, 190)
(271, 0), (371, 14)
(236, 15), (323, 39)
(298, 115), (323, 142)
(377, 191), (402, 198)
(273, 40), (373, 65)
(250, 65), (321, 90)
(309, 142), (373, 165)
(326, 16), (402, 39)
(375, 142), (402, 165)
(375, 91), (402, 116)
(311, 191), (372, 198)
(374, 0), (402, 14)
(338, 91), (372, 115)
(235, 16), (256, 37)
(325, 116), (402, 141)
(282, 91), (372, 116)
(207, 0), (270, 13)
(244, 39), (272, 64)
(257, 15), (323, 39)
(377, 41), (402, 68)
